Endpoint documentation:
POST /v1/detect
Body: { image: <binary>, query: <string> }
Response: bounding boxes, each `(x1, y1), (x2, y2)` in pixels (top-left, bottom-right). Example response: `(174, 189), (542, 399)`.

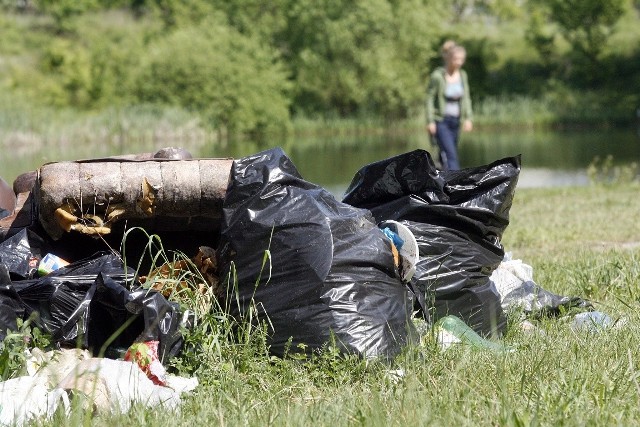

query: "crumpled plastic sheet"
(6, 253), (184, 361)
(218, 147), (416, 358)
(491, 254), (591, 315)
(0, 375), (69, 427)
(56, 358), (198, 414)
(0, 283), (24, 341)
(343, 150), (521, 337)
(0, 349), (198, 426)
(0, 228), (46, 279)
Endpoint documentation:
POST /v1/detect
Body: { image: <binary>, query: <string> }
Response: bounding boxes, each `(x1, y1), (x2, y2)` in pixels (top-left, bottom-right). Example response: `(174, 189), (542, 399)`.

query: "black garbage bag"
(343, 150), (520, 337)
(0, 283), (24, 341)
(74, 271), (184, 362)
(217, 147), (415, 359)
(11, 253), (183, 362)
(0, 228), (46, 279)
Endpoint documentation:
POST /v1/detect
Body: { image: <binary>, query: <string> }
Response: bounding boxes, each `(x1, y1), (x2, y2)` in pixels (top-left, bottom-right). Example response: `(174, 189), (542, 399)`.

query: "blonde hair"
(441, 40), (466, 60)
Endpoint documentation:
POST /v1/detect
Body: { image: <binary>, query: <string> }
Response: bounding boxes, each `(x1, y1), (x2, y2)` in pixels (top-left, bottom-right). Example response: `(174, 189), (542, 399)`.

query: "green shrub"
(134, 16), (291, 136)
(282, 0), (442, 119)
(1, 317), (51, 381)
(7, 10), (150, 109)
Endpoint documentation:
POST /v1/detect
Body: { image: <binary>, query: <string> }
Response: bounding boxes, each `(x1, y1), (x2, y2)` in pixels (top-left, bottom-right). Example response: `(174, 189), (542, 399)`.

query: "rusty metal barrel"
(36, 158), (234, 240)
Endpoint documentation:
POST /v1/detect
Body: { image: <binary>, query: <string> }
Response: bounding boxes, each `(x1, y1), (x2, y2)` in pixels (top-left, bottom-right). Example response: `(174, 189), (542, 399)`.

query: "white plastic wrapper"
(0, 350), (198, 426)
(0, 376), (69, 427)
(57, 358), (198, 414)
(490, 253), (589, 314)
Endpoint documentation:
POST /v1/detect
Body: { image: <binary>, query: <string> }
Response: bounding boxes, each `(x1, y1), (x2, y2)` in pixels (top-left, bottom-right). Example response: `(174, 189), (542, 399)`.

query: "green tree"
(134, 17), (291, 135)
(529, 0), (626, 63)
(524, 7), (555, 65)
(145, 0), (215, 28)
(208, 0), (288, 40)
(447, 0), (522, 23)
(15, 11), (151, 108)
(37, 0), (99, 32)
(277, 0), (443, 118)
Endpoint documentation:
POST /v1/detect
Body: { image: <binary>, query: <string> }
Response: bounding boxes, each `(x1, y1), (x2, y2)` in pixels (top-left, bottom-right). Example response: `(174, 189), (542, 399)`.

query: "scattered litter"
(124, 340), (167, 386)
(379, 220), (419, 283)
(518, 320), (543, 335)
(385, 368), (405, 384)
(491, 253), (591, 315)
(435, 315), (515, 353)
(571, 311), (615, 333)
(0, 146), (610, 424)
(0, 348), (197, 426)
(57, 358), (197, 414)
(0, 229), (45, 279)
(37, 253), (69, 276)
(25, 348), (92, 383)
(0, 375), (69, 427)
(10, 253), (184, 362)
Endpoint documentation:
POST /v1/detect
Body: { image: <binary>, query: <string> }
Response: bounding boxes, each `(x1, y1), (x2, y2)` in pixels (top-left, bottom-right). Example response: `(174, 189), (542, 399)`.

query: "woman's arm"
(461, 70), (473, 123)
(425, 70), (442, 133)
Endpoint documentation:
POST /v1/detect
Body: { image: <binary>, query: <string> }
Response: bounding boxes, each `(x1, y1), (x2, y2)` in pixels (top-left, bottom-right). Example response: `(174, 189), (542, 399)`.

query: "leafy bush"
(7, 10), (150, 109)
(1, 317), (51, 381)
(282, 0), (442, 119)
(134, 16), (291, 136)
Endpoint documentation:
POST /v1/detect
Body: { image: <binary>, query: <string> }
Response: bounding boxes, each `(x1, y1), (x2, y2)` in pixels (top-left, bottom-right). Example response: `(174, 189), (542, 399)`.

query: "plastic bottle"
(436, 315), (514, 353)
(571, 311), (614, 332)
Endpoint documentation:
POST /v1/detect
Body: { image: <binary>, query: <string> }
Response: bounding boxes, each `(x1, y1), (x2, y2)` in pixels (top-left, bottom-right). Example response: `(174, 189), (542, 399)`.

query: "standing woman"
(426, 40), (473, 170)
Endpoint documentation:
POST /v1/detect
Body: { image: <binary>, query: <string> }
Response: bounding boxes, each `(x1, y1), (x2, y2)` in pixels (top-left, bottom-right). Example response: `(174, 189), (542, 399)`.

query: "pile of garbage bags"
(1, 248), (184, 362)
(1, 147), (591, 359)
(0, 145), (597, 425)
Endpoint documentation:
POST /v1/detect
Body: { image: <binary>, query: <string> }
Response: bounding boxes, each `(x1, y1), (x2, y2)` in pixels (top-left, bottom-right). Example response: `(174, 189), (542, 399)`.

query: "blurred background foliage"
(0, 0), (639, 137)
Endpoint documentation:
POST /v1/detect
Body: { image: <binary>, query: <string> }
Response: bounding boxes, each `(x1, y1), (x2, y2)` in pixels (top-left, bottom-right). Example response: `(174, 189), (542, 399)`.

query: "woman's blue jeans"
(435, 116), (461, 170)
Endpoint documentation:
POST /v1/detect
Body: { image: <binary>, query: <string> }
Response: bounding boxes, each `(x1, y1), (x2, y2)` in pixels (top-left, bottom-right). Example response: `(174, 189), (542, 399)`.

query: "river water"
(2, 127), (639, 198)
(258, 127), (640, 196)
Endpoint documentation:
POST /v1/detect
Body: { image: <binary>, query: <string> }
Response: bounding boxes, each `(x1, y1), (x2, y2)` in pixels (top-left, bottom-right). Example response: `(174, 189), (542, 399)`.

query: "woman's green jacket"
(425, 67), (473, 124)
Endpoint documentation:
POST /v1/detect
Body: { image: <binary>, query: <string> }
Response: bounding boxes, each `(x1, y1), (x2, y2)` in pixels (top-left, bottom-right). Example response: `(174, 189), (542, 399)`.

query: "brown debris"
(139, 246), (220, 301)
(54, 206), (112, 237)
(138, 177), (157, 216)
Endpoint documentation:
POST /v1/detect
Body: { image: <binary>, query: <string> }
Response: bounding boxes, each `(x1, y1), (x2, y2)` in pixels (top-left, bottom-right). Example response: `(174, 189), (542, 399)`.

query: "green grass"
(473, 95), (557, 128)
(1, 181), (632, 426)
(0, 93), (213, 153)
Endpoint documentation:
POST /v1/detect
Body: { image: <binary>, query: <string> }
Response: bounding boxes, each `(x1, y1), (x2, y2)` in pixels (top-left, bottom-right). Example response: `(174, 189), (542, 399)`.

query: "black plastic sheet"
(10, 253), (183, 362)
(0, 228), (46, 279)
(501, 280), (591, 315)
(343, 150), (520, 336)
(218, 147), (415, 358)
(0, 283), (24, 341)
